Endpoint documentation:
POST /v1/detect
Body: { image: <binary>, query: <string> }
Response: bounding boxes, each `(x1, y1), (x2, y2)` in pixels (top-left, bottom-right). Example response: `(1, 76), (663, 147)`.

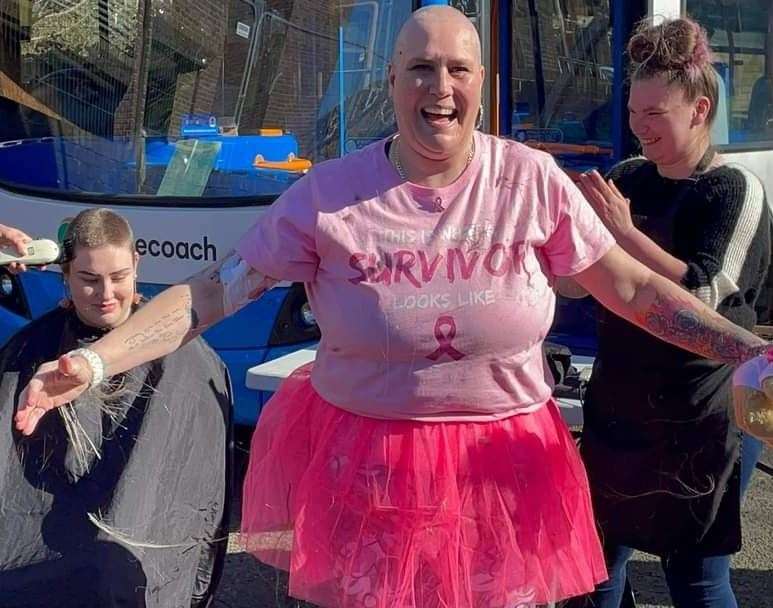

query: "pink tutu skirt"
(241, 365), (606, 607)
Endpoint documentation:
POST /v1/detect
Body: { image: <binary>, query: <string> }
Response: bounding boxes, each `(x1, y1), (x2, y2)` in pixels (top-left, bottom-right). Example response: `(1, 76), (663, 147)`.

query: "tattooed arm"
(574, 244), (767, 366)
(15, 252), (276, 435)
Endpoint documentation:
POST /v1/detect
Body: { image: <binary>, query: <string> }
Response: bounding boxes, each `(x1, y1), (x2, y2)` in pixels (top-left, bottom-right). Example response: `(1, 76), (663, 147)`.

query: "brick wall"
(0, 0), (23, 83)
(511, 0), (612, 129)
(240, 0), (340, 158)
(8, 0), (381, 158)
(116, 0), (342, 151)
(115, 0), (226, 137)
(167, 0), (226, 135)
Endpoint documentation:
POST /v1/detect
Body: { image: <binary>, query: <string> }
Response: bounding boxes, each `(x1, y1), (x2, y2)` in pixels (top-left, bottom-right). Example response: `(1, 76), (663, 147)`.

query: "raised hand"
(15, 354), (93, 436)
(578, 170), (634, 240)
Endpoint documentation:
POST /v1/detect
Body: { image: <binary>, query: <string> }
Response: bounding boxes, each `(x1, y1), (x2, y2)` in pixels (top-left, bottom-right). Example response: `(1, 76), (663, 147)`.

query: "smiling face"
(628, 74), (711, 167)
(388, 7), (484, 164)
(65, 244), (139, 329)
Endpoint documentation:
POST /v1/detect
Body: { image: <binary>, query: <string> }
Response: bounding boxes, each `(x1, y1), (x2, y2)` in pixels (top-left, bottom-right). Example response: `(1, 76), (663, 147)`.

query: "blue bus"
(1, 0), (772, 425)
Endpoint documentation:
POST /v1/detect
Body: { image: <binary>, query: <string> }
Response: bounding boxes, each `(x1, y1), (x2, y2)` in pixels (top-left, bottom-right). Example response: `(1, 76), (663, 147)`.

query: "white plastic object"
(0, 239), (60, 266)
(221, 253), (275, 316)
(733, 355), (773, 395)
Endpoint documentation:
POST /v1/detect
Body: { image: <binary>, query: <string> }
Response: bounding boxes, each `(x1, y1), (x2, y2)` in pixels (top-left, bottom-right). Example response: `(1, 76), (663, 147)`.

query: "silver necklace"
(390, 137), (475, 181)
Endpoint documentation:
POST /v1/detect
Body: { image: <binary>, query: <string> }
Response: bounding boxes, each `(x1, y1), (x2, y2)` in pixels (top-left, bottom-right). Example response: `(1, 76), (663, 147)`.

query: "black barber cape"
(0, 306), (232, 607)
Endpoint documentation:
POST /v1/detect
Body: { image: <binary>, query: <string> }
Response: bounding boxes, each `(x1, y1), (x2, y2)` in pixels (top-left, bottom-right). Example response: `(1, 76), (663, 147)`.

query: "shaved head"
(387, 5), (484, 176)
(392, 6), (481, 68)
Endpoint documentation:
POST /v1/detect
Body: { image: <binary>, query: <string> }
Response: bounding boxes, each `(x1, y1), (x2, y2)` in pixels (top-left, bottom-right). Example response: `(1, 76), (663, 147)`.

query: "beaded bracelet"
(68, 347), (105, 388)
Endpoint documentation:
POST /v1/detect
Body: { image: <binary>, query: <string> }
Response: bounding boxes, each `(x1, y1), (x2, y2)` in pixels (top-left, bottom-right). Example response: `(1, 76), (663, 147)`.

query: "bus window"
(0, 0), (411, 200)
(508, 0), (615, 176)
(687, 1), (773, 149)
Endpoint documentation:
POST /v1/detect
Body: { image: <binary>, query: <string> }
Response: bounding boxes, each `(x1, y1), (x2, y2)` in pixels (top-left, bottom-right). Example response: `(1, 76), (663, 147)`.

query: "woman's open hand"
(15, 354), (93, 436)
(578, 170), (634, 240)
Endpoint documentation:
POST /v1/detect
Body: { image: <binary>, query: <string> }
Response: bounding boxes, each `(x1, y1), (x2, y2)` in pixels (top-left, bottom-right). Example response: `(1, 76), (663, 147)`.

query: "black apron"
(581, 162), (744, 556)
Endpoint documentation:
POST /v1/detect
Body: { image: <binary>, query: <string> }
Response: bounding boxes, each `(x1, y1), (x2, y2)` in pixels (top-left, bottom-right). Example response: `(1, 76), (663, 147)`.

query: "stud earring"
(59, 281), (72, 309)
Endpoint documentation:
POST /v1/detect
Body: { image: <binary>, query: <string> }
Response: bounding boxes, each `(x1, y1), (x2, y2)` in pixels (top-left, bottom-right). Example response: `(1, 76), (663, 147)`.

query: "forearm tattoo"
(636, 292), (768, 365)
(124, 293), (194, 350)
(122, 253), (275, 353)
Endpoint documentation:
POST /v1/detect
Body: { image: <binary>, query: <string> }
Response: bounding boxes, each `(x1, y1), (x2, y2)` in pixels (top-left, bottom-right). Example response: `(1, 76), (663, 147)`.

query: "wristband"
(68, 347), (105, 388)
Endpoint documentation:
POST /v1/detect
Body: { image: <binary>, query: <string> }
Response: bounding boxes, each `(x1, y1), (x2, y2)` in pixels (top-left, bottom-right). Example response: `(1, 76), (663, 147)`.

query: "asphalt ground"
(214, 442), (772, 608)
(628, 446), (773, 608)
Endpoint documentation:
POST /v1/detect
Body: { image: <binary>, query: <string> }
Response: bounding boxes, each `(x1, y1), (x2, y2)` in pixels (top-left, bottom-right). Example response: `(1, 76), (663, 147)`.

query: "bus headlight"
(267, 283), (320, 346)
(300, 302), (316, 327)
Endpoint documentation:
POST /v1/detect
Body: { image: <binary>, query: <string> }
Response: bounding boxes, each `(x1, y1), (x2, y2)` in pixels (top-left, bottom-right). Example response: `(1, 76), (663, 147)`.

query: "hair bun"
(628, 17), (713, 73)
(628, 31), (657, 65)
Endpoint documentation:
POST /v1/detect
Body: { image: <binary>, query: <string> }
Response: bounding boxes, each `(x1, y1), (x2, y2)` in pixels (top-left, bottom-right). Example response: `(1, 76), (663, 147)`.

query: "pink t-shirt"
(237, 132), (614, 420)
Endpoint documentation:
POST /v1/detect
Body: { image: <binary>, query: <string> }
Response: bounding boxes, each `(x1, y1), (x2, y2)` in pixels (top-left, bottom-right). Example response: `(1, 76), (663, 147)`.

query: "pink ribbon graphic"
(426, 315), (466, 361)
(766, 346), (773, 363)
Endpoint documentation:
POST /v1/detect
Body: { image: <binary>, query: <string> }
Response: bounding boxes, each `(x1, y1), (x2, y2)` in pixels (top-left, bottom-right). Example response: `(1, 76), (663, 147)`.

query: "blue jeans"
(588, 434), (763, 608)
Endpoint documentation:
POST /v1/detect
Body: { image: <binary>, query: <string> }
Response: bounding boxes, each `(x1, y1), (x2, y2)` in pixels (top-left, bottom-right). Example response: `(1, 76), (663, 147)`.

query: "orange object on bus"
(253, 156), (312, 173)
(523, 141), (613, 156)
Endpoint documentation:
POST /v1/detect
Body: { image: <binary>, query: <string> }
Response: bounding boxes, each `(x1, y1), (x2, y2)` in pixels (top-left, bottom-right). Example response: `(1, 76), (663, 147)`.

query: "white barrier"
(246, 348), (593, 427)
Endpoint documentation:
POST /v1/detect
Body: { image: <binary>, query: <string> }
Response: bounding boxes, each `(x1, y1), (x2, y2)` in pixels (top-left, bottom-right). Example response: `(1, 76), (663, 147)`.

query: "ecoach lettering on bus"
(135, 236), (217, 262)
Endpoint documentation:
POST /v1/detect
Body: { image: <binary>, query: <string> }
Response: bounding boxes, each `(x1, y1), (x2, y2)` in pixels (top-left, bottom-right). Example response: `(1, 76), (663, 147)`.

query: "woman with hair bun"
(571, 17), (770, 607)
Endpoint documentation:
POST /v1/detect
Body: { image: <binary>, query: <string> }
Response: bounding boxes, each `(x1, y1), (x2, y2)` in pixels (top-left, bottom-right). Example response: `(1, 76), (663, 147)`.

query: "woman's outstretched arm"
(575, 244), (767, 366)
(15, 252), (275, 435)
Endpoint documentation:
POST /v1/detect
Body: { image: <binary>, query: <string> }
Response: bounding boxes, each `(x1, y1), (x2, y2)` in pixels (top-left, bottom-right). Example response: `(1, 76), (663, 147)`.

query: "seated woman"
(0, 209), (232, 607)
